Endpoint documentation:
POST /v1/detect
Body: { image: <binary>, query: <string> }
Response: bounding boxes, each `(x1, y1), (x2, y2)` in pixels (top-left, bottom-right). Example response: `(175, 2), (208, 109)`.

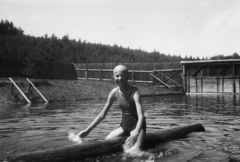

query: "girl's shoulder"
(109, 87), (119, 98)
(129, 85), (139, 93)
(111, 87), (119, 93)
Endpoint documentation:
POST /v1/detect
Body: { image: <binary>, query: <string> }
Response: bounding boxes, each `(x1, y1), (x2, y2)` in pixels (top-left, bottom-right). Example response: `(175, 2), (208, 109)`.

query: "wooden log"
(7, 123), (205, 162)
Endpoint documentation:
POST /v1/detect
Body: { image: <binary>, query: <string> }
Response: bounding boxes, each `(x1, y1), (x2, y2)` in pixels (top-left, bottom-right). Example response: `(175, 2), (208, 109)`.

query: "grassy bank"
(0, 78), (184, 104)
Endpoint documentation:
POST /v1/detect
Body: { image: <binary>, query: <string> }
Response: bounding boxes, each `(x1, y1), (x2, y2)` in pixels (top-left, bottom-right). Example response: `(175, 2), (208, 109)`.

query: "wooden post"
(195, 76), (198, 93)
(132, 60), (135, 84)
(153, 70), (156, 86)
(239, 76), (240, 93)
(132, 69), (135, 84)
(200, 70), (203, 93)
(187, 70), (190, 93)
(99, 62), (102, 81)
(222, 76), (224, 93)
(99, 67), (102, 81)
(216, 67), (219, 93)
(233, 64), (236, 93)
(182, 65), (186, 93)
(85, 61), (88, 79)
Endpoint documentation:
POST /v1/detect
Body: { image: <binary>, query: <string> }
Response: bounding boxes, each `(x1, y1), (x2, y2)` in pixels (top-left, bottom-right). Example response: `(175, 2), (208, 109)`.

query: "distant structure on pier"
(181, 59), (240, 93)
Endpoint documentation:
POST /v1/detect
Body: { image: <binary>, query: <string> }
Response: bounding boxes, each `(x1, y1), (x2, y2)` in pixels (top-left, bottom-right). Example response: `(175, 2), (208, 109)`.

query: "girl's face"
(113, 69), (128, 87)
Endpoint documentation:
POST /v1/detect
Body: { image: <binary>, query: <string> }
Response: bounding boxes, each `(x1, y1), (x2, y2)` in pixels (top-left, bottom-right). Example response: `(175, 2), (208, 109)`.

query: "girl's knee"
(105, 127), (125, 139)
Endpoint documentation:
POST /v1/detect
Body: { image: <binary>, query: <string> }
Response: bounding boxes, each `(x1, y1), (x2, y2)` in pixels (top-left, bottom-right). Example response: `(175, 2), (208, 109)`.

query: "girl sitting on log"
(70, 65), (146, 152)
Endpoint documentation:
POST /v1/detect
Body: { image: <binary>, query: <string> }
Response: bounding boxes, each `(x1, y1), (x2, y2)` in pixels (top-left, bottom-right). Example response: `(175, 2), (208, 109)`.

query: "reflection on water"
(0, 94), (240, 161)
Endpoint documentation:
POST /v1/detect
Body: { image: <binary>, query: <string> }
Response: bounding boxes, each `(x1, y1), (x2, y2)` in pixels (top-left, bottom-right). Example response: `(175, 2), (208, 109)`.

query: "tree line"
(0, 19), (239, 66)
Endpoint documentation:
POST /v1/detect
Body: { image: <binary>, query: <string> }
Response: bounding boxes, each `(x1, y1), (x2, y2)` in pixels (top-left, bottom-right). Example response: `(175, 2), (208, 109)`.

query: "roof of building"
(181, 59), (240, 65)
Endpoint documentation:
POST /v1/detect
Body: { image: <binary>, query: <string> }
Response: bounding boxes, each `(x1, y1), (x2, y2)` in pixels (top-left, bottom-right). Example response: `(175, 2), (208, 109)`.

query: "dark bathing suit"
(116, 86), (146, 135)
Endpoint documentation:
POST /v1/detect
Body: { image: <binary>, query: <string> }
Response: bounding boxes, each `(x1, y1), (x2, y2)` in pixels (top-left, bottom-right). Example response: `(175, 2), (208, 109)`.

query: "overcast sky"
(1, 0), (240, 58)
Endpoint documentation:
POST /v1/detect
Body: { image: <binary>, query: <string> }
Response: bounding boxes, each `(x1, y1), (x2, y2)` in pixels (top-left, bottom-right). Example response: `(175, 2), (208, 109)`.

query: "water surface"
(0, 94), (240, 161)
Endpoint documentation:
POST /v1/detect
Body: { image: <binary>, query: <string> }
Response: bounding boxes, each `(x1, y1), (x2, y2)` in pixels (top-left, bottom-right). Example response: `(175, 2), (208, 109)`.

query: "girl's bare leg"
(105, 127), (126, 139)
(123, 129), (155, 159)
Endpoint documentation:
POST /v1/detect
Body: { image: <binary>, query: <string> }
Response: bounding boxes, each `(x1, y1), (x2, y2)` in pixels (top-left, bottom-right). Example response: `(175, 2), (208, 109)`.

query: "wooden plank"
(182, 65), (187, 92)
(129, 80), (152, 84)
(85, 62), (88, 79)
(188, 76), (239, 79)
(165, 70), (182, 81)
(233, 65), (236, 93)
(7, 123), (205, 162)
(132, 69), (135, 84)
(187, 75), (190, 93)
(239, 76), (240, 93)
(222, 76), (224, 93)
(191, 66), (202, 77)
(26, 78), (48, 103)
(195, 77), (198, 93)
(158, 72), (181, 86)
(71, 63), (79, 70)
(9, 77), (31, 104)
(181, 59), (240, 65)
(99, 68), (102, 81)
(149, 73), (172, 89)
(154, 69), (182, 72)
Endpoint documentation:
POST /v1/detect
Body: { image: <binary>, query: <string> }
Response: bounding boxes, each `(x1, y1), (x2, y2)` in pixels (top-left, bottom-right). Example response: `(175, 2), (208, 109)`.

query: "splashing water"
(122, 140), (158, 161)
(68, 132), (84, 144)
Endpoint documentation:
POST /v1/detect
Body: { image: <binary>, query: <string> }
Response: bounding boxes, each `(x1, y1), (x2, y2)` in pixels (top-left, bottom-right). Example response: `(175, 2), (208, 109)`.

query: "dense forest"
(0, 19), (239, 66)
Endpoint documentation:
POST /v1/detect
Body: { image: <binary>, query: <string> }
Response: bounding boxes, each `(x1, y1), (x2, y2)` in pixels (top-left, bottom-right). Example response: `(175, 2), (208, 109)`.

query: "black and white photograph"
(0, 0), (240, 161)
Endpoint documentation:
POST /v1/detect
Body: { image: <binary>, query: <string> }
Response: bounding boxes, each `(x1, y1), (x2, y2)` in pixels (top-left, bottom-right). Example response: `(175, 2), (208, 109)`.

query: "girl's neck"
(119, 84), (130, 93)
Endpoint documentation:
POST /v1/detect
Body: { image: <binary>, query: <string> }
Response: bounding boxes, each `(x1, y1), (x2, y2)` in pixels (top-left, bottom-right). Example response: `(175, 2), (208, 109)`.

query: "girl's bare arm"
(79, 88), (117, 138)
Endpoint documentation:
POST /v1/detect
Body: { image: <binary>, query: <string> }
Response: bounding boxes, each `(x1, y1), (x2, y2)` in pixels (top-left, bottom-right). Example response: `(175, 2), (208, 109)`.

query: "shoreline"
(0, 78), (184, 104)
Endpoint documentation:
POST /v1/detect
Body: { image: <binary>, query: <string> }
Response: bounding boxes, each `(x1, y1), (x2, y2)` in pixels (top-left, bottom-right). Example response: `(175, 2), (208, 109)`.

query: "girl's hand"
(68, 129), (89, 143)
(68, 132), (83, 143)
(125, 130), (138, 148)
(130, 129), (139, 137)
(78, 129), (89, 138)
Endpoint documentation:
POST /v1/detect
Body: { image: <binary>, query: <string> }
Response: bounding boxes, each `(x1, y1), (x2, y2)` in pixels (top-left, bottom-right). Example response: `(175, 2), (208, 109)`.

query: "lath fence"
(0, 58), (183, 87)
(74, 62), (182, 86)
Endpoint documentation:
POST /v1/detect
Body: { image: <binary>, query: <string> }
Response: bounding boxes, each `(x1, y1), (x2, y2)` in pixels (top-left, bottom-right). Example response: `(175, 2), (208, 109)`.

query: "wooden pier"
(181, 59), (240, 94)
